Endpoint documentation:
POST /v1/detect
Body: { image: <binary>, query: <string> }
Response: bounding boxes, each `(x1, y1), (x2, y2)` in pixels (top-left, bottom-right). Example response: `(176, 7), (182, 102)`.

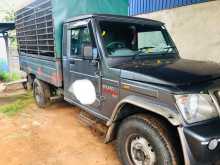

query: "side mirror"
(82, 44), (98, 60)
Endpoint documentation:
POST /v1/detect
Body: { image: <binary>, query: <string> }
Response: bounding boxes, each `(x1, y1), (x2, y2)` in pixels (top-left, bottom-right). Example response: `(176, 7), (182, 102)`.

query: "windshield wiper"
(132, 46), (176, 59)
(132, 50), (147, 60)
(132, 46), (155, 60)
(139, 46), (155, 50)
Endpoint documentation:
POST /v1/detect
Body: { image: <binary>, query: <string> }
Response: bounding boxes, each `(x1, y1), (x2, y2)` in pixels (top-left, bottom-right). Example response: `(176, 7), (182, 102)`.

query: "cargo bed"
(19, 53), (62, 87)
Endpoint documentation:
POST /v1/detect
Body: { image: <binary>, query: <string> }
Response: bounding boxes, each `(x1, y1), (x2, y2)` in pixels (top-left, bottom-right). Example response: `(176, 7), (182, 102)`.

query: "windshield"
(99, 21), (177, 58)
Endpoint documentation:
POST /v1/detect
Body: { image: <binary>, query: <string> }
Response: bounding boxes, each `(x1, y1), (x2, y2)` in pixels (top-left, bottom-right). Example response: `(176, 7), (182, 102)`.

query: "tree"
(4, 9), (15, 22)
(4, 9), (17, 49)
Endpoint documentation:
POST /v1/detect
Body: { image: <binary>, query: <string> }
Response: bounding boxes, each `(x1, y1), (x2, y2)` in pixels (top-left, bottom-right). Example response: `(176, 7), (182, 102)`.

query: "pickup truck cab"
(18, 13), (220, 165)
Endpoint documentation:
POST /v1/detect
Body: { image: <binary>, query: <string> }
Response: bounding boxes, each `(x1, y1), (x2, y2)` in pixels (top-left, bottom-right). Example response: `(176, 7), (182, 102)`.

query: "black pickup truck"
(16, 1), (220, 165)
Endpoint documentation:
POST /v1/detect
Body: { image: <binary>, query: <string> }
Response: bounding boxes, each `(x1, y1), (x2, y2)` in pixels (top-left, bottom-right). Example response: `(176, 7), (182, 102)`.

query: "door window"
(70, 28), (80, 56)
(70, 27), (92, 57)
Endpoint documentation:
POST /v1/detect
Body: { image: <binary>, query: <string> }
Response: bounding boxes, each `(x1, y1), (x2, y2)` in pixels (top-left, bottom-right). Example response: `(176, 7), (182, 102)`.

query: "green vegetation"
(0, 92), (33, 116)
(4, 9), (15, 22)
(4, 9), (17, 49)
(0, 72), (21, 82)
(0, 72), (9, 82)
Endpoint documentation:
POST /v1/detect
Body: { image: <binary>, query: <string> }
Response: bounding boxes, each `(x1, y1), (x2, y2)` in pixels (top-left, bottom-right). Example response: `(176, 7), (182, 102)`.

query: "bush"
(0, 72), (21, 82)
(0, 72), (9, 82)
(10, 72), (21, 81)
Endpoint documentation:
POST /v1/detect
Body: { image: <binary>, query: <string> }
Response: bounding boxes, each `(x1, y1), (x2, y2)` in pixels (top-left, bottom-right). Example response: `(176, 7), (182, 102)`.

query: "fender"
(107, 95), (182, 126)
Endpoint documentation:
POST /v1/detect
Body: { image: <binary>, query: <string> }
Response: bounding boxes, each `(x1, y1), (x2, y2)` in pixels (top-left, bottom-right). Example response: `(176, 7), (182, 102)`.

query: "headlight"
(175, 94), (218, 123)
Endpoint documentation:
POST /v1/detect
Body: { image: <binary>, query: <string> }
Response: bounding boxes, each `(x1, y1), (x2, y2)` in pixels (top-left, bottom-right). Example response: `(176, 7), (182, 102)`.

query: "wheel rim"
(126, 135), (156, 165)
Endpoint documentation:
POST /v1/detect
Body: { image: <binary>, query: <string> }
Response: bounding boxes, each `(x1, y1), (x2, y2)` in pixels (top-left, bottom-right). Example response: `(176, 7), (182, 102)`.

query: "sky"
(0, 0), (32, 21)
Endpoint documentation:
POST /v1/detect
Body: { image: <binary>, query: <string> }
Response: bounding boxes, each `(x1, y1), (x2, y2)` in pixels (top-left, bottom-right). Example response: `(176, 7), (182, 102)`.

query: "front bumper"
(180, 118), (220, 165)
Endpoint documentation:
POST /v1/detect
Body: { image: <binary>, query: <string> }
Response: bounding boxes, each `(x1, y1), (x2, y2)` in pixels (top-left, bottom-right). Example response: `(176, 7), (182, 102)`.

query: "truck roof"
(64, 14), (164, 26)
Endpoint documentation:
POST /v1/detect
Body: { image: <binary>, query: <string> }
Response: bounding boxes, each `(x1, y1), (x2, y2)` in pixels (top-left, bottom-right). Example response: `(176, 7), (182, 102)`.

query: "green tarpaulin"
(51, 0), (128, 58)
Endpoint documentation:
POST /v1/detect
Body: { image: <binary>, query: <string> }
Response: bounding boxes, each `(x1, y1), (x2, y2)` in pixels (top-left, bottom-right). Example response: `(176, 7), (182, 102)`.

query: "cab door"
(63, 20), (107, 120)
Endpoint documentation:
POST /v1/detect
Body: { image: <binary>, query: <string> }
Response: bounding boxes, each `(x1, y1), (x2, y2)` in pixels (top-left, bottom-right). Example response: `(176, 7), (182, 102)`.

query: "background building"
(129, 0), (220, 63)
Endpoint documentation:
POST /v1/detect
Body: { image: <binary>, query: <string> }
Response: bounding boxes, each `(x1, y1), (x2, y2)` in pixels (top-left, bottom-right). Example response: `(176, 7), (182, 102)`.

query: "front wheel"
(116, 114), (181, 165)
(33, 79), (51, 108)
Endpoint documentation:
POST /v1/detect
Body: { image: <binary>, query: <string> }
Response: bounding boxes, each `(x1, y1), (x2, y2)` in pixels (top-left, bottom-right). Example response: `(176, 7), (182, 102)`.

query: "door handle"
(95, 71), (100, 77)
(69, 60), (75, 64)
(89, 60), (98, 66)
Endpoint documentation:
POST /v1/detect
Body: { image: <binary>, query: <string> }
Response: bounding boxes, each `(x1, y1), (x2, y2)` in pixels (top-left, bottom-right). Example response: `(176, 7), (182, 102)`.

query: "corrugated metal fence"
(129, 0), (208, 15)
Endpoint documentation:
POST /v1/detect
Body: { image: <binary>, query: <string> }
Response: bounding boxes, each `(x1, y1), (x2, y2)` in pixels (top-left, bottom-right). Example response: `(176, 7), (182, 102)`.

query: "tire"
(116, 114), (181, 165)
(33, 79), (51, 108)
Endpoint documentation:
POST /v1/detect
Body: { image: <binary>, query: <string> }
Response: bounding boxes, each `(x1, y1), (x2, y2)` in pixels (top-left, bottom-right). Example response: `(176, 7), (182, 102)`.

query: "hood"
(114, 58), (220, 87)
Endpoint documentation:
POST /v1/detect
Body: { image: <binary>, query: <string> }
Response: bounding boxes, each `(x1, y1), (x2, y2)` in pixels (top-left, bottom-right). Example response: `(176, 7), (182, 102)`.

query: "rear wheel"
(33, 79), (51, 108)
(116, 114), (181, 165)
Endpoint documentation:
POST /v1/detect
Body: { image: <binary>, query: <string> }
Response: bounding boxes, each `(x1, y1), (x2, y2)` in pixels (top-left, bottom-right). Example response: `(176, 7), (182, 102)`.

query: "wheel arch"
(105, 95), (182, 143)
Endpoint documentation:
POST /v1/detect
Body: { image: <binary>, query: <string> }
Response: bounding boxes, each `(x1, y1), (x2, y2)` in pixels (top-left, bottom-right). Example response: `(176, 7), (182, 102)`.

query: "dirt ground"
(0, 100), (120, 165)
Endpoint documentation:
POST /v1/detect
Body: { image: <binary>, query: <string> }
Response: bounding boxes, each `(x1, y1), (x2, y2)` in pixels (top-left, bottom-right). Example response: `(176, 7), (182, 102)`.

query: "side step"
(50, 95), (63, 102)
(79, 111), (108, 137)
(2, 79), (27, 92)
(5, 79), (27, 86)
(79, 111), (96, 126)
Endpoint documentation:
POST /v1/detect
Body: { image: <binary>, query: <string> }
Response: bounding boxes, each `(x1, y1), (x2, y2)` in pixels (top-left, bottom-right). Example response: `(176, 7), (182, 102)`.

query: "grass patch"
(0, 92), (33, 116)
(0, 72), (21, 82)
